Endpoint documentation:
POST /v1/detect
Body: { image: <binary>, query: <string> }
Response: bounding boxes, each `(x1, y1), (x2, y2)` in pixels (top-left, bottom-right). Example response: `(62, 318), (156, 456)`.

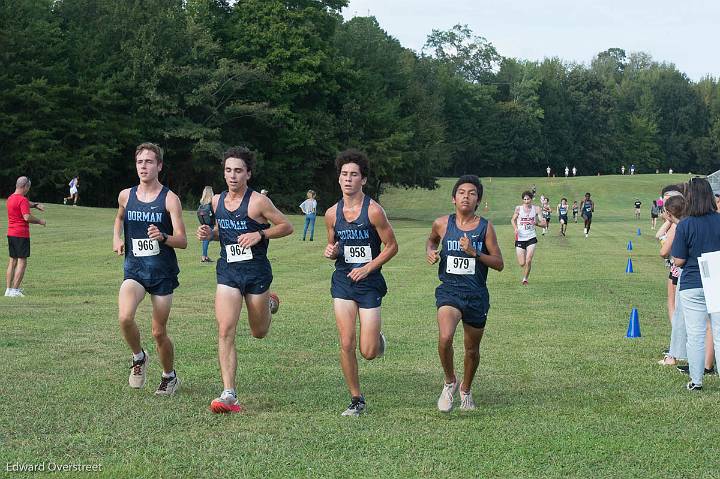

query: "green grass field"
(2, 173), (718, 478)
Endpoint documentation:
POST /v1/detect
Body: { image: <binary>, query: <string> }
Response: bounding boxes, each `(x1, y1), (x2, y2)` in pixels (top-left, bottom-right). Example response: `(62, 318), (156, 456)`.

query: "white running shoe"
(128, 350), (149, 388)
(4, 288), (11, 297)
(155, 374), (180, 396)
(9, 289), (24, 297)
(459, 386), (476, 411)
(437, 380), (458, 412)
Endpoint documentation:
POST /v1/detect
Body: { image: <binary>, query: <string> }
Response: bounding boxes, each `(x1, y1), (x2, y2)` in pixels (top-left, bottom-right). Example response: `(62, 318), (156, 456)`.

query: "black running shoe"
(686, 382), (702, 391)
(341, 395), (366, 417)
(677, 365), (715, 375)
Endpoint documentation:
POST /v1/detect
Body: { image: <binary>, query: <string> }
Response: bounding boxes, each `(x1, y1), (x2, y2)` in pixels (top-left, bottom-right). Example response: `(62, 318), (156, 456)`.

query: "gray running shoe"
(341, 396), (366, 416)
(378, 332), (386, 358)
(155, 374), (180, 396)
(128, 350), (149, 388)
(437, 380), (458, 412)
(459, 386), (476, 410)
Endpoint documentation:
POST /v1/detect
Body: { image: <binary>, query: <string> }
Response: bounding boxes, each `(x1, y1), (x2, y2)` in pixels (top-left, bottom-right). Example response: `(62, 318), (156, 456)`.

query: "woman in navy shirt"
(671, 177), (720, 391)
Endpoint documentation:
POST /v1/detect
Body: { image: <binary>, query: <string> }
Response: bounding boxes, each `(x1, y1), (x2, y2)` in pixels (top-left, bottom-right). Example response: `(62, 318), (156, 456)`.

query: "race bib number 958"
(132, 238), (160, 257)
(344, 245), (371, 264)
(446, 255), (475, 275)
(226, 244), (253, 263)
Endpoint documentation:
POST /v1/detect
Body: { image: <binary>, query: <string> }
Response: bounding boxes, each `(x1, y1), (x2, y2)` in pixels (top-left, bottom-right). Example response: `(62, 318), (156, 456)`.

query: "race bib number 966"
(344, 245), (371, 264)
(446, 255), (475, 275)
(132, 238), (160, 257)
(226, 244), (253, 263)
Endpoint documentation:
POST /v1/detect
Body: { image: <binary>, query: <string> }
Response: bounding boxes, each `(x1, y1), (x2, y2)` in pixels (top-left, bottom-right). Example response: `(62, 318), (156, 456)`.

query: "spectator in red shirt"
(6, 176), (45, 297)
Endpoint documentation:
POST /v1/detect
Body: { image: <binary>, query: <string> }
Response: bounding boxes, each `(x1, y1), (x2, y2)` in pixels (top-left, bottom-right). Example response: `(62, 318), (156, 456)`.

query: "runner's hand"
(459, 233), (476, 257)
(147, 224), (163, 241)
(324, 241), (339, 259)
(197, 224), (212, 241)
(237, 231), (261, 248)
(113, 238), (124, 256)
(347, 265), (370, 282)
(427, 247), (440, 264)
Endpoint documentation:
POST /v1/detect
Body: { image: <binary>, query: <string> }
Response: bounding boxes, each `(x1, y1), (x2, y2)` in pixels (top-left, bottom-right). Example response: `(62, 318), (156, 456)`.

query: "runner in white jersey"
(511, 191), (545, 285)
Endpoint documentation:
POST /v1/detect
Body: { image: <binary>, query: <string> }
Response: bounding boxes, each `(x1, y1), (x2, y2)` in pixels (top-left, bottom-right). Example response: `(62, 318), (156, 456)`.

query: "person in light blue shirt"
(299, 190), (317, 241)
(671, 177), (720, 391)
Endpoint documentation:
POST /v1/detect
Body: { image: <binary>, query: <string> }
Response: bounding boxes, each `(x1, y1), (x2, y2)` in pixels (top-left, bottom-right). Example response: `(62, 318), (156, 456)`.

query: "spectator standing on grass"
(671, 177), (720, 391)
(199, 186), (214, 262)
(650, 200), (661, 230)
(299, 190), (318, 241)
(5, 176), (45, 298)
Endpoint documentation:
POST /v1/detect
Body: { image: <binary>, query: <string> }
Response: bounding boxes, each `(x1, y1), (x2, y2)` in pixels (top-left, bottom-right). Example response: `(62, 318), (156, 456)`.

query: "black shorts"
(559, 215), (568, 224)
(8, 236), (30, 258)
(435, 285), (489, 328)
(515, 237), (538, 249)
(124, 275), (179, 296)
(651, 213), (658, 219)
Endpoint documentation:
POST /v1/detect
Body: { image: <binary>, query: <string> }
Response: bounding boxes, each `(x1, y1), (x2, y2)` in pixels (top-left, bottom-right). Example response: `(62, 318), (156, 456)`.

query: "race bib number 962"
(446, 255), (475, 275)
(226, 244), (253, 263)
(344, 245), (371, 264)
(132, 238), (160, 257)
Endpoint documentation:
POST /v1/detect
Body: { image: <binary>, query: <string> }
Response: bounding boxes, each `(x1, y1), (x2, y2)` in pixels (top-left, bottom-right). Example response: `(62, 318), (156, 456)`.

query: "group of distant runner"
(510, 191), (595, 284)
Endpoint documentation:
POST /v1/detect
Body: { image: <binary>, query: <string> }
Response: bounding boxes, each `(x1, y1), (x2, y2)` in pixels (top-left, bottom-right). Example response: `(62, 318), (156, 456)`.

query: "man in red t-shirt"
(6, 176), (45, 297)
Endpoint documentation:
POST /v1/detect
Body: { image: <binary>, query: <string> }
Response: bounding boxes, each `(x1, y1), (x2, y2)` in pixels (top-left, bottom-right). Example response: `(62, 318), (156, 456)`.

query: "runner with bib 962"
(197, 147), (293, 414)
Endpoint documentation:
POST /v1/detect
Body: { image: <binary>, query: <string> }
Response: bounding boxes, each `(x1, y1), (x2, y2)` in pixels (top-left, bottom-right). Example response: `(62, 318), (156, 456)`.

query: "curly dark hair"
(223, 146), (256, 173)
(335, 149), (369, 178)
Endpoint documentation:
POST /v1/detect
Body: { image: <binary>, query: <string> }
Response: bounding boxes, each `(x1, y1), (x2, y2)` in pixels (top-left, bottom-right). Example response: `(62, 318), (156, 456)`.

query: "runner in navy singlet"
(112, 142), (187, 396)
(197, 147), (293, 414)
(426, 175), (503, 412)
(557, 197), (569, 236)
(581, 192), (595, 238)
(323, 149), (398, 416)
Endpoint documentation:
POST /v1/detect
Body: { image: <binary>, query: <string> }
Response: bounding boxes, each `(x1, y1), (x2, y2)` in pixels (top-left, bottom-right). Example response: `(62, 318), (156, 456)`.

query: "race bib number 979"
(132, 238), (160, 257)
(446, 255), (475, 275)
(226, 244), (253, 263)
(344, 245), (371, 264)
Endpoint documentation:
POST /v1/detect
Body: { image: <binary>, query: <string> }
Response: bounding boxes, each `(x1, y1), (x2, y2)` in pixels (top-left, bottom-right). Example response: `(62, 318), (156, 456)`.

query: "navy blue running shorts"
(216, 260), (272, 295)
(124, 274), (179, 296)
(435, 284), (489, 329)
(331, 270), (387, 309)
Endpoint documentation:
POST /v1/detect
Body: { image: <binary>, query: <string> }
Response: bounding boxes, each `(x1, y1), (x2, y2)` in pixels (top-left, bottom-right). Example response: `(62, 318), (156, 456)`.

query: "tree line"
(2, 0), (719, 210)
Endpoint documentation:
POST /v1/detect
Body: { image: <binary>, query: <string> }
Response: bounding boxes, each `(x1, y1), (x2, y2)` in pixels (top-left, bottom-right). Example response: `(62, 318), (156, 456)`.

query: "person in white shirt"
(299, 190), (318, 241)
(511, 191), (546, 285)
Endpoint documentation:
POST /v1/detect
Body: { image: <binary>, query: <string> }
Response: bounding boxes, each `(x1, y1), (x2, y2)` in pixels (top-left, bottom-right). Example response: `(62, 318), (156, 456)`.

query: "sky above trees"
(342, 0), (720, 81)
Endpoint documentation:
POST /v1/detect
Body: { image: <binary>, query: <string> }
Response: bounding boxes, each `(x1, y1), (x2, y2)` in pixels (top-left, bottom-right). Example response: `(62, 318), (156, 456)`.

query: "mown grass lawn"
(2, 173), (716, 478)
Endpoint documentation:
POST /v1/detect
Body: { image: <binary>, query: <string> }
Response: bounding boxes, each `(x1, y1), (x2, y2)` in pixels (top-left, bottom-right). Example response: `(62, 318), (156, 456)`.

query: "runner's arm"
(259, 196), (294, 239)
(323, 205), (339, 259)
(511, 207), (519, 234)
(478, 221), (504, 271)
(151, 191), (187, 249)
(113, 189), (129, 255)
(426, 217), (444, 264)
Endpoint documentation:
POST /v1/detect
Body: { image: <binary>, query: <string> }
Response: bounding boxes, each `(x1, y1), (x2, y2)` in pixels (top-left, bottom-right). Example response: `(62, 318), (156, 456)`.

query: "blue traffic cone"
(625, 257), (634, 273)
(627, 240), (633, 251)
(626, 308), (641, 338)
(637, 228), (641, 236)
